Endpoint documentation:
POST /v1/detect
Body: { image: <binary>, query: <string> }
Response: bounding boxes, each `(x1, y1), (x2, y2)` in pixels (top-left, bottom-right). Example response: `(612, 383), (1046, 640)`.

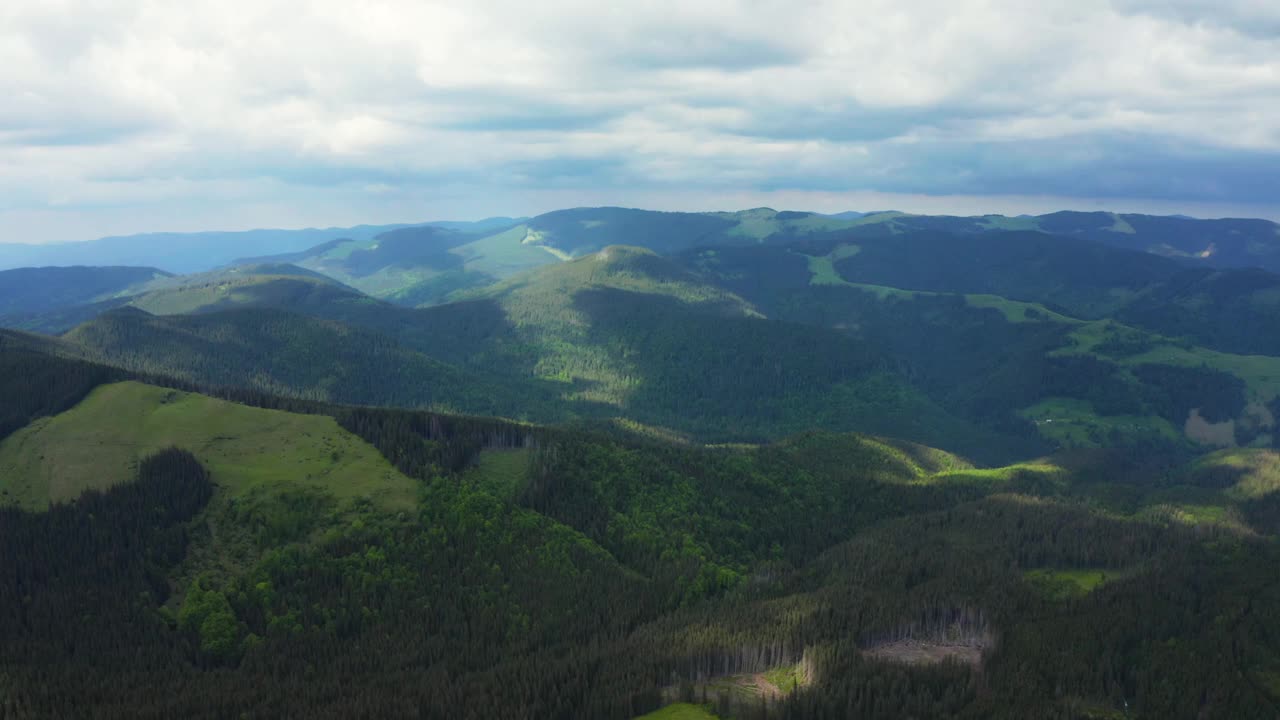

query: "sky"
(2, 0), (1279, 243)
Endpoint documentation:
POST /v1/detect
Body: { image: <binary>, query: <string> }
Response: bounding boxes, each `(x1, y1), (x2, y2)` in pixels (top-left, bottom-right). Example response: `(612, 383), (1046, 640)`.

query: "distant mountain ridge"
(0, 265), (170, 316)
(0, 217), (527, 274)
(4, 207), (1278, 279)
(238, 208), (1280, 301)
(7, 206), (1280, 461)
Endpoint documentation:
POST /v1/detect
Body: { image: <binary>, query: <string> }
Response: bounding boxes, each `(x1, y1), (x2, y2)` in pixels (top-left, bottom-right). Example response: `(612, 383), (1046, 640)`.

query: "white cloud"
(0, 0), (1278, 241)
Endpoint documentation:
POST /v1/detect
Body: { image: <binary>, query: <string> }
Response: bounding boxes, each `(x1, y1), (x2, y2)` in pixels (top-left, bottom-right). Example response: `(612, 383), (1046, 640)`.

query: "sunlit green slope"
(0, 381), (416, 511)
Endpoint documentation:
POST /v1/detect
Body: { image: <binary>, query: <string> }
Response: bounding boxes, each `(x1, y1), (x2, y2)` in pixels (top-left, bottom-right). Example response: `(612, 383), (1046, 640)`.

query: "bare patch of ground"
(862, 639), (987, 667)
(1185, 408), (1236, 448)
(750, 673), (783, 700)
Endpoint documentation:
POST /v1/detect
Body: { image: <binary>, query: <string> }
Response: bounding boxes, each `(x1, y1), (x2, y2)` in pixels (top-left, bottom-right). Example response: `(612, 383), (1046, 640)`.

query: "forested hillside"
(1, 344), (1278, 718)
(684, 237), (1280, 456)
(60, 306), (567, 419)
(53, 247), (1025, 461)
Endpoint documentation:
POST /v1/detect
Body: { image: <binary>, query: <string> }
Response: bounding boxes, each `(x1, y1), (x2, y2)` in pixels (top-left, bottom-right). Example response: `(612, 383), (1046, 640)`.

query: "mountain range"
(3, 206), (1280, 718)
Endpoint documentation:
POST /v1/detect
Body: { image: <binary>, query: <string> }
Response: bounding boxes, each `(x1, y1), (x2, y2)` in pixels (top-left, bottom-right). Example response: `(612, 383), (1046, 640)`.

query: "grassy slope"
(449, 224), (560, 278)
(634, 704), (720, 720)
(0, 381), (416, 511)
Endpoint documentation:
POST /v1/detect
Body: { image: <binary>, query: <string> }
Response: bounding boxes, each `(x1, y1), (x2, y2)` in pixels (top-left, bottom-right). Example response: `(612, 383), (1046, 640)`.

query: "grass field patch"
(463, 448), (531, 500)
(1020, 398), (1181, 448)
(0, 381), (416, 512)
(633, 704), (719, 720)
(1024, 568), (1126, 600)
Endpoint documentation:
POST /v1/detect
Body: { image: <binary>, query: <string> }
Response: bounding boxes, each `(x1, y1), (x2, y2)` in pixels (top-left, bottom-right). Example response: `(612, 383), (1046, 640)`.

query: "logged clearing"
(862, 639), (986, 667)
(1184, 409), (1237, 448)
(657, 662), (810, 716)
(0, 381), (416, 511)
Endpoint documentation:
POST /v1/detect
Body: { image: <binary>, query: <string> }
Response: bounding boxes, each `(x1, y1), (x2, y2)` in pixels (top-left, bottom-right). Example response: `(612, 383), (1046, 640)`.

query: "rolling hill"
(31, 227), (1280, 465)
(683, 238), (1280, 455)
(60, 305), (569, 420)
(1113, 267), (1280, 356)
(0, 263), (377, 334)
(47, 246), (1021, 459)
(235, 208), (871, 307)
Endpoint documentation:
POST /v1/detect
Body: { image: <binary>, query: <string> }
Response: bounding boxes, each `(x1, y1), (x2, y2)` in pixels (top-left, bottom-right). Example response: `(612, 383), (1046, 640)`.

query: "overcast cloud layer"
(3, 0), (1279, 242)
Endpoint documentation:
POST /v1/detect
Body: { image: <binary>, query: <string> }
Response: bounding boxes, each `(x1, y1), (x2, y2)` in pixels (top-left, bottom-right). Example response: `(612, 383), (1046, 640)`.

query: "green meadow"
(0, 381), (416, 511)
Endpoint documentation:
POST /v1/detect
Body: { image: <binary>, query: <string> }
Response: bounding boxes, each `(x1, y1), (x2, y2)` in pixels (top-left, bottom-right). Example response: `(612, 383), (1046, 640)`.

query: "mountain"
(7, 208), (1279, 281)
(9, 205), (1280, 719)
(38, 230), (1280, 463)
(236, 208), (873, 307)
(61, 305), (566, 419)
(237, 209), (1280, 314)
(235, 223), (537, 306)
(841, 210), (1280, 273)
(1038, 211), (1280, 269)
(813, 229), (1185, 318)
(11, 211), (1280, 464)
(123, 264), (370, 316)
(364, 246), (1030, 457)
(0, 263), (374, 335)
(519, 206), (874, 257)
(44, 246), (1018, 460)
(0, 265), (170, 316)
(1113, 267), (1280, 356)
(0, 218), (526, 274)
(682, 235), (1280, 455)
(1, 342), (1278, 718)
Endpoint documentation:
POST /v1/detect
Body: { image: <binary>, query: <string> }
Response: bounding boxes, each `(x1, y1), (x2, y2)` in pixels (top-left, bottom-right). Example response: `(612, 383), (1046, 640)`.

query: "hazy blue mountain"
(0, 220), (519, 274)
(424, 216), (527, 232)
(0, 265), (170, 316)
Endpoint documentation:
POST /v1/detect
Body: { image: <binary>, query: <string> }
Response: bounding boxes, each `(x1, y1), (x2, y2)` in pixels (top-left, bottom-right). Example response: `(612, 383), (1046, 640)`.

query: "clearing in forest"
(862, 639), (986, 667)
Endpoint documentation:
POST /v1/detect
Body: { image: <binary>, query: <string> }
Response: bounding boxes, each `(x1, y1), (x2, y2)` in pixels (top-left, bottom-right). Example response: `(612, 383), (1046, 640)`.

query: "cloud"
(1, 0), (1278, 241)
